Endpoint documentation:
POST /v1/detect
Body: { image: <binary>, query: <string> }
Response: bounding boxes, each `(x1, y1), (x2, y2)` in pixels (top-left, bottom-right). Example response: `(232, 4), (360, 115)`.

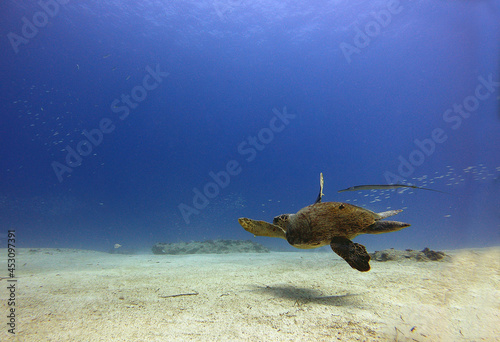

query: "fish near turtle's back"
(288, 202), (377, 244)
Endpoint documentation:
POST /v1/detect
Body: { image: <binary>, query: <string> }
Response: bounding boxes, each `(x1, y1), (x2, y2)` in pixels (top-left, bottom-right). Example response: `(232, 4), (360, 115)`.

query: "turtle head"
(273, 214), (291, 230)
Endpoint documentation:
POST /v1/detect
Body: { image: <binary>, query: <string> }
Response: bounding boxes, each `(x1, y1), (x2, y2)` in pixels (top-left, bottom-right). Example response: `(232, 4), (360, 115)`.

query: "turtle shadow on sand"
(252, 285), (365, 307)
(238, 173), (411, 272)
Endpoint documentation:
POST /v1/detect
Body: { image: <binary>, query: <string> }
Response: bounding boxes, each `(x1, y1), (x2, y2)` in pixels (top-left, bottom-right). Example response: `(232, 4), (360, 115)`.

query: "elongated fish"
(338, 184), (450, 194)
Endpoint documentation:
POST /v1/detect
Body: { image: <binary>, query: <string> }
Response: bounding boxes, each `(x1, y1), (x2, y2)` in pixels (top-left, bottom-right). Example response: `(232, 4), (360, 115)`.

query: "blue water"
(1, 0), (499, 252)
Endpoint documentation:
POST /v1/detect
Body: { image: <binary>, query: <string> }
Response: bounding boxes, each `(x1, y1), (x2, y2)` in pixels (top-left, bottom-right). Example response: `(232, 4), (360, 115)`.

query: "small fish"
(338, 184), (450, 194)
(114, 244), (122, 249)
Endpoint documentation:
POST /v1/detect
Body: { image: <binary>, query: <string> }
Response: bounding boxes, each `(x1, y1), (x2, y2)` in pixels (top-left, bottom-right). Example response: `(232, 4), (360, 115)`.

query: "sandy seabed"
(0, 247), (498, 341)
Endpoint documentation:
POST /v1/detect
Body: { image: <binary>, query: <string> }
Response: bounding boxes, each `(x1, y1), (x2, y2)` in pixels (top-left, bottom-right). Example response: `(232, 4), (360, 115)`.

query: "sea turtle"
(238, 173), (411, 271)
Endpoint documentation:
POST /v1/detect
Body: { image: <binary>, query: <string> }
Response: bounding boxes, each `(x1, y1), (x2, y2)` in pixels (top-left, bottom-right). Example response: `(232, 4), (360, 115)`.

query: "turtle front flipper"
(330, 237), (371, 272)
(238, 218), (287, 239)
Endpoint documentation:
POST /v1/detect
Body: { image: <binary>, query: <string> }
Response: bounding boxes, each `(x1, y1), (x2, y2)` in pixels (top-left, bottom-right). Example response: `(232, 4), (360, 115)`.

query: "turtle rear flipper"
(376, 209), (403, 219)
(238, 218), (287, 239)
(364, 220), (410, 234)
(330, 237), (370, 272)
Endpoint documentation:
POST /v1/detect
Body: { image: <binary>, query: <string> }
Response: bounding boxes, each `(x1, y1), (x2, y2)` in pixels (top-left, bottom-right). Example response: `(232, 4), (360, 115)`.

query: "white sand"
(0, 247), (498, 341)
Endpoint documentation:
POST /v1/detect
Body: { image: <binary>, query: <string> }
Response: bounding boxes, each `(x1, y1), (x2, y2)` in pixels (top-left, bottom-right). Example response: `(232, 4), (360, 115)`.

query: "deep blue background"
(1, 0), (499, 252)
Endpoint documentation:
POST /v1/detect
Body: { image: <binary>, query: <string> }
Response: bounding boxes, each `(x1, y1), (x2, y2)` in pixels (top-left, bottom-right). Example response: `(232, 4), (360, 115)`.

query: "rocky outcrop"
(370, 247), (451, 262)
